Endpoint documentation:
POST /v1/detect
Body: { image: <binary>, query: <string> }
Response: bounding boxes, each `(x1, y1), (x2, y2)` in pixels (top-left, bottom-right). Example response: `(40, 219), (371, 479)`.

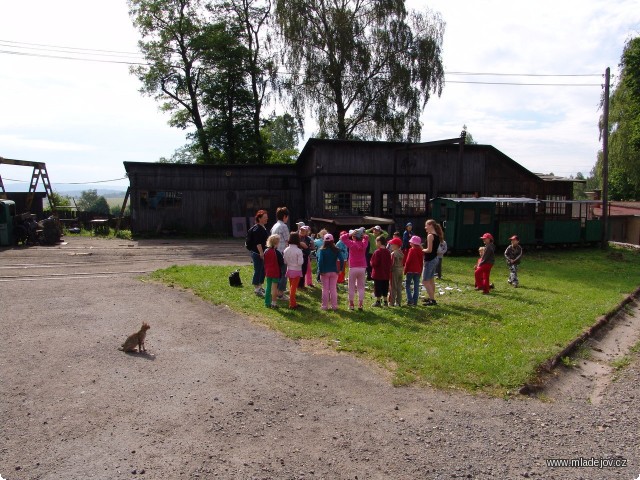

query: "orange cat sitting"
(119, 322), (150, 353)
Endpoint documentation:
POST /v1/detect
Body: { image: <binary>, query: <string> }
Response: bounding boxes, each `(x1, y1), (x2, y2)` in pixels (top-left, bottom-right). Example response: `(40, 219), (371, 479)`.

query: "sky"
(0, 0), (639, 191)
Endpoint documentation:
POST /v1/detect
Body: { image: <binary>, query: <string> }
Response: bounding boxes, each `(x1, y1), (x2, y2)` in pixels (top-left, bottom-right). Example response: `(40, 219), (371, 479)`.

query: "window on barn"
(324, 192), (371, 215)
(141, 190), (183, 209)
(382, 193), (426, 215)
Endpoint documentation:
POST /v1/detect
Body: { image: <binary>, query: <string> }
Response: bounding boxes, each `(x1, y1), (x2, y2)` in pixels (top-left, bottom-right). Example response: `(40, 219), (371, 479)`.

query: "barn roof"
(296, 138), (549, 184)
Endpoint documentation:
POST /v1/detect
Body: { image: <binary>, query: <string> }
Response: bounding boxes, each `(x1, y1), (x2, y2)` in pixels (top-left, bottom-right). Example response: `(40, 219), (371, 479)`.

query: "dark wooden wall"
(125, 163), (302, 234)
(124, 139), (575, 234)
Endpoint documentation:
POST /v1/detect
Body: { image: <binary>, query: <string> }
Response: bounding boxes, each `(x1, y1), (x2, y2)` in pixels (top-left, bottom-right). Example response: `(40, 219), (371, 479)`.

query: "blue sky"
(0, 0), (639, 190)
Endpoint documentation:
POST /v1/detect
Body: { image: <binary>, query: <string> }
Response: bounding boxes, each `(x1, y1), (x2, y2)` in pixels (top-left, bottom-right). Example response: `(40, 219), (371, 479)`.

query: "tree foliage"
(76, 190), (110, 215)
(462, 125), (477, 145)
(214, 0), (277, 162)
(49, 191), (71, 207)
(129, 0), (214, 162)
(274, 0), (444, 141)
(130, 0), (448, 162)
(261, 113), (302, 163)
(129, 0), (275, 164)
(199, 21), (258, 163)
(598, 35), (640, 200)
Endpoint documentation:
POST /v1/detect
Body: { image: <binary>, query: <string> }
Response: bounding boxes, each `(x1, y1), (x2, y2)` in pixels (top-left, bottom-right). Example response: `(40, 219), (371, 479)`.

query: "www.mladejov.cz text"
(545, 457), (628, 469)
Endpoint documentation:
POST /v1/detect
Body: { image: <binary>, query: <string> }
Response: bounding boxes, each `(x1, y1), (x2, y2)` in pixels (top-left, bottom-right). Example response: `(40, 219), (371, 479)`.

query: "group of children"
(262, 224), (524, 311)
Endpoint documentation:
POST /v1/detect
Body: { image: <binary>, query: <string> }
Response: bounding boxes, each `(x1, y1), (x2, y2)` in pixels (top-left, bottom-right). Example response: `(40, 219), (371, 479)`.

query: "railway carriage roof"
(431, 197), (538, 204)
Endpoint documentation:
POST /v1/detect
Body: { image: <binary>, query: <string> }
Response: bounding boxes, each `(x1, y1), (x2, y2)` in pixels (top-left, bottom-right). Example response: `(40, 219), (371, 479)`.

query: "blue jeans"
(250, 251), (265, 286)
(405, 273), (421, 305)
(277, 263), (288, 292)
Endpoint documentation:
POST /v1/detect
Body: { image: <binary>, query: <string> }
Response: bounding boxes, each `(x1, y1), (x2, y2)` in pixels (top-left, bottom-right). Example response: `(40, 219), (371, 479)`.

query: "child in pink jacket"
(339, 227), (369, 310)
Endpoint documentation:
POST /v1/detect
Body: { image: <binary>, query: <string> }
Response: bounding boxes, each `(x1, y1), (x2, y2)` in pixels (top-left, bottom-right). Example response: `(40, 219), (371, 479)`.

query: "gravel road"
(1, 237), (638, 480)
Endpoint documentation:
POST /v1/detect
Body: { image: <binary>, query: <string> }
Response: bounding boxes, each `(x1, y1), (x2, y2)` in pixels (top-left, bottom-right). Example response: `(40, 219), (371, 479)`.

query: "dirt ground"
(1, 237), (639, 480)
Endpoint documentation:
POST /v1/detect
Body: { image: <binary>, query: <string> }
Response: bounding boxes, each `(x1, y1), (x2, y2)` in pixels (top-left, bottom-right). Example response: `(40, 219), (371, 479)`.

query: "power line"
(0, 49), (148, 65)
(2, 177), (128, 184)
(446, 71), (601, 77)
(0, 38), (607, 83)
(446, 80), (601, 86)
(0, 39), (142, 57)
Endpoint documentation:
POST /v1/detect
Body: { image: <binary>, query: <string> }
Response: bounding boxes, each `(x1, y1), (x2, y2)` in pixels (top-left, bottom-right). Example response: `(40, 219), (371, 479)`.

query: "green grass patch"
(64, 227), (132, 240)
(147, 247), (640, 394)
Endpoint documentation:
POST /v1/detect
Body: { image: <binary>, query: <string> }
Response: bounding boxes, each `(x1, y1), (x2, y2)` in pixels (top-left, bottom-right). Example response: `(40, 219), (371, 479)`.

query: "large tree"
(129, 0), (214, 162)
(130, 0), (274, 164)
(598, 36), (640, 200)
(199, 22), (258, 163)
(213, 0), (277, 163)
(274, 0), (445, 141)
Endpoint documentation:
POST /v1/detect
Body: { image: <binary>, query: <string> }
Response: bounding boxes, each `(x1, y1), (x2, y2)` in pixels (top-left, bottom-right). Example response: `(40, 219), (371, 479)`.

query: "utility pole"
(601, 67), (610, 249)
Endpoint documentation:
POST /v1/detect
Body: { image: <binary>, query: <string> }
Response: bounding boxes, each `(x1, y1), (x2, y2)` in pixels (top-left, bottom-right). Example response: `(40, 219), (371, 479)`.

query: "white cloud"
(1, 0), (639, 187)
(0, 134), (94, 152)
(412, 0), (640, 176)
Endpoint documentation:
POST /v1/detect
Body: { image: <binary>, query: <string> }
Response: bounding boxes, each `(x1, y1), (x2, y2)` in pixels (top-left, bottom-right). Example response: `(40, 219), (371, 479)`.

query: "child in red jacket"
(263, 235), (284, 308)
(370, 235), (392, 307)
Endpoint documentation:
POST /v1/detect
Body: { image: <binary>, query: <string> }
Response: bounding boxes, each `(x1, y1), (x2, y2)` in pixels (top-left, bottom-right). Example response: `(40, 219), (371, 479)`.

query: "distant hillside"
(53, 186), (128, 198)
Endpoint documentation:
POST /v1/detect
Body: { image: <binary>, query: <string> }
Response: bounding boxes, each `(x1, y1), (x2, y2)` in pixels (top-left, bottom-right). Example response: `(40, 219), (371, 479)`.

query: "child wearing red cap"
(475, 233), (495, 294)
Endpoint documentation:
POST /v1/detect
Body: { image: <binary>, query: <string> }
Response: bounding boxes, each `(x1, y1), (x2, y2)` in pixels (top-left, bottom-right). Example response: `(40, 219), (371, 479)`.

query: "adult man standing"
(270, 206), (290, 297)
(246, 209), (269, 296)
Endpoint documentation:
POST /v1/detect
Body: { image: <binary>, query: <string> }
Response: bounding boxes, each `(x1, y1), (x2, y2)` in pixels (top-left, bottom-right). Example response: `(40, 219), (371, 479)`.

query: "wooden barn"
(123, 136), (576, 235)
(123, 162), (300, 235)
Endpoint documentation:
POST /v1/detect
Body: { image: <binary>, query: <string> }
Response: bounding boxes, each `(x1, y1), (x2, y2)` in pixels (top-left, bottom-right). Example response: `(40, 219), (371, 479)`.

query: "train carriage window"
(546, 195), (567, 215)
(463, 208), (475, 225)
(479, 209), (491, 224)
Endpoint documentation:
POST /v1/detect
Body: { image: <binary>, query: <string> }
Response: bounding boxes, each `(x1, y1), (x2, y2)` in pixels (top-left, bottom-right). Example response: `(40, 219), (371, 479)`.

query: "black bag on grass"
(229, 269), (242, 287)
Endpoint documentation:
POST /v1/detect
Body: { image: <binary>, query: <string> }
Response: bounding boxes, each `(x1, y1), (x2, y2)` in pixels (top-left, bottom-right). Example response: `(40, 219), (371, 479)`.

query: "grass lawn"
(147, 246), (640, 394)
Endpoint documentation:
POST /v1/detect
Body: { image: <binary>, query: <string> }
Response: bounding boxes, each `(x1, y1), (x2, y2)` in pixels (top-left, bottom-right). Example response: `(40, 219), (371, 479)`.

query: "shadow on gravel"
(123, 351), (157, 361)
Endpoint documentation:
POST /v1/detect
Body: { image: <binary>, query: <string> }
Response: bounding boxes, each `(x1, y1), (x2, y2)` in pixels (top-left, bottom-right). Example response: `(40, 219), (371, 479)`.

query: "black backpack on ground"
(229, 269), (242, 287)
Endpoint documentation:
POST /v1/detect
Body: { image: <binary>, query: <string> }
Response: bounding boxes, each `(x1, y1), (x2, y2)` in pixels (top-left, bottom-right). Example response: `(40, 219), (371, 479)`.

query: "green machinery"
(0, 199), (16, 246)
(0, 156), (60, 246)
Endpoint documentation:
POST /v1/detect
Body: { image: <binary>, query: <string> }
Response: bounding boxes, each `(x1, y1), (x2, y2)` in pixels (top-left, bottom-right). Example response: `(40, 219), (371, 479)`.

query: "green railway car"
(430, 197), (602, 251)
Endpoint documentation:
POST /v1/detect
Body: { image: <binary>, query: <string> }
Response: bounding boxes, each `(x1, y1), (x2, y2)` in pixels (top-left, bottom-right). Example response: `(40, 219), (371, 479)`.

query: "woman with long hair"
(421, 219), (443, 306)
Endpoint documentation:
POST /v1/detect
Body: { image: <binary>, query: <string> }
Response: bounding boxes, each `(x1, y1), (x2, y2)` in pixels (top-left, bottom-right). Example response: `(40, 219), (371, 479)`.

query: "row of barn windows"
(323, 193), (428, 216)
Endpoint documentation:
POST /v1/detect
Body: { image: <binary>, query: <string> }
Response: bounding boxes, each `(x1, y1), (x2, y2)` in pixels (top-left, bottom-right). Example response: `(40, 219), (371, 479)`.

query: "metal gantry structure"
(0, 156), (57, 216)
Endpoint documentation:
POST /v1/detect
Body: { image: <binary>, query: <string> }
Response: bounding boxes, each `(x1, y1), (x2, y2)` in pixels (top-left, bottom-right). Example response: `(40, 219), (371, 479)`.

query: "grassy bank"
(148, 247), (640, 394)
